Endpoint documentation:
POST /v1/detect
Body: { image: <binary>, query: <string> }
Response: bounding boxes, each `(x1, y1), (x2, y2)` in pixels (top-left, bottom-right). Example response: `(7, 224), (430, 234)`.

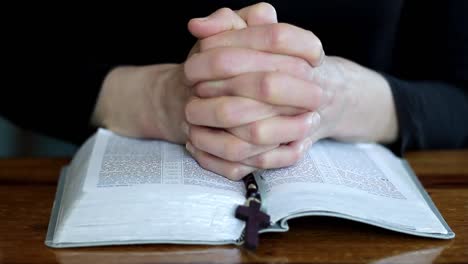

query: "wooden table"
(1, 152), (467, 263)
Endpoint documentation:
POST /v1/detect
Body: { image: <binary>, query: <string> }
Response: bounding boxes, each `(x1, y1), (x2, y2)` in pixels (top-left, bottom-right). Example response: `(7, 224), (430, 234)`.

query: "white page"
(255, 140), (447, 234)
(83, 129), (245, 196)
(53, 129), (246, 244)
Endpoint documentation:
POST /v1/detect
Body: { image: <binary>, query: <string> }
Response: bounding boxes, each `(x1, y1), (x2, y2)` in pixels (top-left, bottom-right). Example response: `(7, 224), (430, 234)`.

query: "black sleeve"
(1, 7), (195, 145)
(383, 76), (468, 154)
(1, 57), (115, 145)
(382, 0), (468, 154)
(1, 9), (119, 145)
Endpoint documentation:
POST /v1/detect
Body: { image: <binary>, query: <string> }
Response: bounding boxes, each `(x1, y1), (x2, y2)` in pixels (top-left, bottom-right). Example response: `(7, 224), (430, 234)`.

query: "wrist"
(92, 64), (179, 140)
(153, 64), (190, 143)
(327, 57), (398, 143)
(366, 72), (398, 143)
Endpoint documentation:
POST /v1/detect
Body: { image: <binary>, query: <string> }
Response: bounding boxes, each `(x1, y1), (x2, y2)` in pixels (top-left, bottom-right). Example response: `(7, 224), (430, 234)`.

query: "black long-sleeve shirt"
(2, 0), (467, 154)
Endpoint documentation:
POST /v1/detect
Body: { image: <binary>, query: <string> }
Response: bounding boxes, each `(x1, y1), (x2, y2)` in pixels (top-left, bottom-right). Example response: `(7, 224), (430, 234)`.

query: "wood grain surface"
(0, 151), (467, 263)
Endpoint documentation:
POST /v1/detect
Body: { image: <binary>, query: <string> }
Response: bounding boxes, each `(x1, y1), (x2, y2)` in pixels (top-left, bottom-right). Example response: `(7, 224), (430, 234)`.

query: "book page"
(260, 140), (406, 199)
(54, 129), (246, 245)
(255, 140), (447, 235)
(83, 129), (245, 196)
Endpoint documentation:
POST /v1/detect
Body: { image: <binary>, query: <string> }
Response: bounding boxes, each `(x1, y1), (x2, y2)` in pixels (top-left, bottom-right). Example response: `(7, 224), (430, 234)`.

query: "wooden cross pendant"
(235, 200), (270, 250)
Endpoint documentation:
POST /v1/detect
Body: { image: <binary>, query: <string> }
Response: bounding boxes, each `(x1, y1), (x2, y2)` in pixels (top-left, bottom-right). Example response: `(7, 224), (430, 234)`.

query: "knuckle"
(315, 86), (328, 108)
(254, 155), (269, 169)
(316, 86), (324, 104)
(196, 154), (211, 171)
(327, 76), (344, 90)
(258, 72), (277, 100)
(248, 121), (265, 145)
(215, 100), (234, 127)
(201, 36), (232, 52)
(217, 7), (235, 17)
(183, 58), (196, 83)
(211, 50), (235, 76)
(291, 149), (303, 165)
(187, 127), (200, 148)
(223, 140), (244, 162)
(305, 30), (323, 63)
(193, 82), (205, 97)
(288, 147), (303, 165)
(293, 58), (312, 80)
(269, 23), (291, 50)
(184, 100), (196, 124)
(297, 120), (311, 139)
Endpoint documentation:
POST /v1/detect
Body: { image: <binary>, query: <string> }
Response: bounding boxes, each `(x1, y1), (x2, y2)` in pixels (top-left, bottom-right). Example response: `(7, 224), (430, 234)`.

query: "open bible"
(45, 129), (454, 248)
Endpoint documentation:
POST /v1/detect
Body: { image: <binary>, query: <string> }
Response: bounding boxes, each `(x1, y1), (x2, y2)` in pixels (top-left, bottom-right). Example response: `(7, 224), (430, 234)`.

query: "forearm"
(322, 56), (398, 144)
(327, 55), (468, 152)
(91, 63), (185, 142)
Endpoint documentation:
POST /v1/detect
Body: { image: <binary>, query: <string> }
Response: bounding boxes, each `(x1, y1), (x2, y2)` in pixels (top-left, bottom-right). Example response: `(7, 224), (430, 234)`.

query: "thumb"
(237, 2), (278, 26)
(188, 8), (247, 39)
(188, 2), (278, 39)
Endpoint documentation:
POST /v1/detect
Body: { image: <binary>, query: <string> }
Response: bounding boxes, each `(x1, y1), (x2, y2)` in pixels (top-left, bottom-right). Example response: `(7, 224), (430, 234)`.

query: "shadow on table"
(50, 244), (450, 264)
(370, 246), (446, 264)
(52, 247), (244, 264)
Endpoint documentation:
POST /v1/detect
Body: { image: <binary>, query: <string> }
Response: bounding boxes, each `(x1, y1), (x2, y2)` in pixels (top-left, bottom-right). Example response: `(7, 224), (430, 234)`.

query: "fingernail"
(307, 111), (321, 126)
(239, 166), (254, 179)
(304, 137), (313, 150)
(181, 121), (190, 136)
(318, 50), (326, 66)
(194, 16), (209, 22)
(186, 141), (195, 154)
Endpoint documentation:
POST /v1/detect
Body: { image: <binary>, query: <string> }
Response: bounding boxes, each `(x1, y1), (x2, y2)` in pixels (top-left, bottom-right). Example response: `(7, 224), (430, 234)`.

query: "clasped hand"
(183, 3), (337, 179)
(93, 3), (397, 181)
